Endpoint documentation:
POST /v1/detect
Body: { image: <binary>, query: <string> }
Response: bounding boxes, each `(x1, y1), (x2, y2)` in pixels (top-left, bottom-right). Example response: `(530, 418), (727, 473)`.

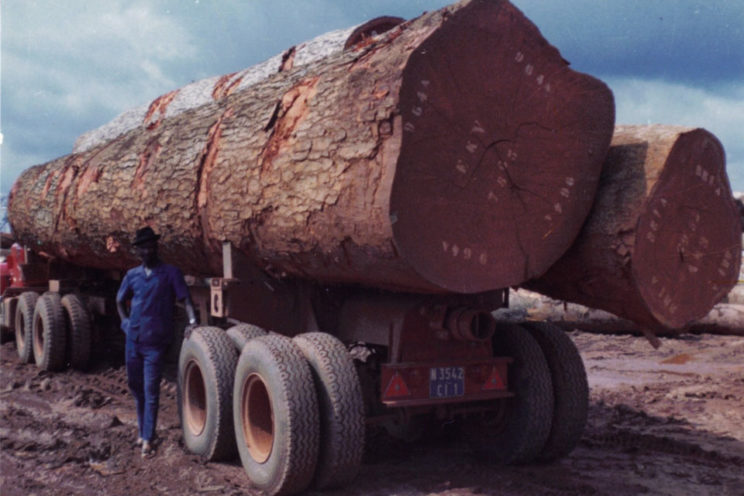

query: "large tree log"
(525, 125), (742, 332)
(9, 0), (614, 293)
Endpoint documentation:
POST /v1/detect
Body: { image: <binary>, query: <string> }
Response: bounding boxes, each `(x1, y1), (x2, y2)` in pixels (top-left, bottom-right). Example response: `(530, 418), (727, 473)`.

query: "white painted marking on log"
(507, 149), (518, 161)
(525, 64), (534, 76)
(515, 51), (524, 63)
(498, 161), (507, 170)
(554, 203), (563, 214)
(664, 295), (672, 307)
(442, 241), (449, 252)
(699, 236), (709, 248)
(722, 258), (731, 268)
(545, 83), (551, 92)
(404, 122), (415, 133)
(456, 160), (468, 175)
(653, 209), (661, 217)
(669, 304), (678, 315)
(709, 175), (715, 186)
(471, 120), (485, 134)
(536, 74), (544, 85)
(651, 276), (659, 285)
(660, 198), (668, 207)
(560, 188), (570, 198)
(466, 141), (478, 154)
(715, 188), (721, 196)
(544, 214), (553, 222)
(719, 268), (727, 277)
(701, 169), (709, 182)
(693, 251), (703, 261)
(421, 80), (430, 87)
(696, 164), (703, 177)
(647, 232), (656, 243)
(724, 250), (733, 260)
(688, 265), (699, 273)
(497, 177), (508, 188)
(650, 220), (659, 231)
(417, 91), (428, 102)
(452, 244), (460, 257)
(658, 286), (666, 298)
(479, 252), (488, 265)
(565, 177), (575, 186)
(412, 106), (423, 117)
(463, 248), (472, 260)
(488, 191), (498, 202)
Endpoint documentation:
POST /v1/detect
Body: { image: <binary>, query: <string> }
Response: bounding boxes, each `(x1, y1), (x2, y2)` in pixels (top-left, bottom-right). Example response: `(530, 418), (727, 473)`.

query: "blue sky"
(2, 0), (743, 195)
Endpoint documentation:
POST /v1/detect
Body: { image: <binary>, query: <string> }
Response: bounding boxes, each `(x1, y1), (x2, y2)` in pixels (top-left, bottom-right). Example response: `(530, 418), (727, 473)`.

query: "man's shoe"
(141, 441), (154, 458)
(135, 437), (143, 446)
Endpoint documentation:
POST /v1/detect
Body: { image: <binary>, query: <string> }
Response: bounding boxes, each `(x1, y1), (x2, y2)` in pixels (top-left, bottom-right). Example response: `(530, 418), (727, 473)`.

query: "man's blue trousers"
(125, 339), (167, 442)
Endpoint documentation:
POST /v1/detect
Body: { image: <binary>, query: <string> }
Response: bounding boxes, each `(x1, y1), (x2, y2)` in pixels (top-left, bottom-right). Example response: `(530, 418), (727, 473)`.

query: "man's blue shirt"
(117, 263), (189, 346)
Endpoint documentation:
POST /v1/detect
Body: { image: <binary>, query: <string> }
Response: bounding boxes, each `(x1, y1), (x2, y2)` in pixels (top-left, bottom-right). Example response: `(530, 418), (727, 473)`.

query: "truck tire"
(522, 321), (588, 461)
(234, 334), (319, 496)
(32, 293), (67, 371)
(226, 323), (267, 352)
(15, 292), (39, 363)
(178, 326), (238, 461)
(61, 294), (92, 370)
(464, 322), (553, 464)
(293, 332), (365, 489)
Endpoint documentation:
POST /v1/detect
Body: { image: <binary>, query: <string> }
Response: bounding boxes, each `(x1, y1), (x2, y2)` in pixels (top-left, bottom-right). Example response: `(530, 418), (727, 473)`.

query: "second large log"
(526, 125), (742, 332)
(8, 0), (614, 293)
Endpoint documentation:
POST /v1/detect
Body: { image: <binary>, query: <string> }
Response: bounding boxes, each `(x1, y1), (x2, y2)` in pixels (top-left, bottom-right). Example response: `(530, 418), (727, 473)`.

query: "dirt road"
(1, 330), (743, 496)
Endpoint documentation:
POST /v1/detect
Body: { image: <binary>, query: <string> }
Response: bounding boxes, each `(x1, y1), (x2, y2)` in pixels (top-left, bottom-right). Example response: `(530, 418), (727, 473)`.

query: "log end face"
(390, 0), (614, 293)
(633, 129), (742, 329)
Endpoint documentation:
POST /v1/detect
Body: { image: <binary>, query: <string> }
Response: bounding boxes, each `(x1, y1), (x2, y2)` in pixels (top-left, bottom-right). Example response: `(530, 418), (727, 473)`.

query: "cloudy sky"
(2, 0), (743, 196)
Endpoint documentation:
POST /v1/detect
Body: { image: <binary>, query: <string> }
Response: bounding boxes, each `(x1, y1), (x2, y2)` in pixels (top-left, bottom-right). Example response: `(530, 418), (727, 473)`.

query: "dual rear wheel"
(178, 328), (364, 496)
(14, 291), (91, 371)
(463, 321), (588, 464)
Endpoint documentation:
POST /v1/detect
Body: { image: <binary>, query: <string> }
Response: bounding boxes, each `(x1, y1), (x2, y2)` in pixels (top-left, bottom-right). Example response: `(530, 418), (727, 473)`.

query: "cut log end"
(632, 128), (741, 329)
(526, 125), (742, 334)
(390, 0), (614, 293)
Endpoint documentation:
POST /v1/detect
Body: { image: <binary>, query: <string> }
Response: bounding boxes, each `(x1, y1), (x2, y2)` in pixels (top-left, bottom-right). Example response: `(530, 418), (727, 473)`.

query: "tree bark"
(525, 125), (742, 332)
(8, 0), (614, 294)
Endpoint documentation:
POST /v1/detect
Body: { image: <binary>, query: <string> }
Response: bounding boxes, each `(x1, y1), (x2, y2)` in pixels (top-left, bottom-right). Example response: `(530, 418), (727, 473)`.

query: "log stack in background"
(7, 0), (615, 294)
(525, 125), (742, 334)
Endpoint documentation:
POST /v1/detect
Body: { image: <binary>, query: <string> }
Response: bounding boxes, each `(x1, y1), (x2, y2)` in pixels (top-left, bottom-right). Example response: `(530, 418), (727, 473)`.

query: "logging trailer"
(0, 235), (589, 495)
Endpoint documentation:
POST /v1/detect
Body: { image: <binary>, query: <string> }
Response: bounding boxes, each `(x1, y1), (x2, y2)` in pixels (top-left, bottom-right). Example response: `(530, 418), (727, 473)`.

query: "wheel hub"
(184, 360), (207, 436)
(241, 373), (273, 463)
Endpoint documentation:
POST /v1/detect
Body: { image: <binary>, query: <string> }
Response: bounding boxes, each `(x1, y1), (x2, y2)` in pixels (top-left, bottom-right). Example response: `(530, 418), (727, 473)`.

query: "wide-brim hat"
(132, 226), (161, 246)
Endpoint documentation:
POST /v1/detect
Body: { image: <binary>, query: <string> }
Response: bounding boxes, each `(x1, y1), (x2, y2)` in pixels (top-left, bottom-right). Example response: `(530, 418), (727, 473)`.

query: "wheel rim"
(15, 311), (26, 351)
(184, 359), (207, 436)
(33, 313), (44, 359)
(240, 373), (273, 463)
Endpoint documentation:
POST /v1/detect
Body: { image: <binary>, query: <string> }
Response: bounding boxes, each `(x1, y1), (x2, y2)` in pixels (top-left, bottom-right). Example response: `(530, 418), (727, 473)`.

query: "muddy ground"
(1, 329), (743, 496)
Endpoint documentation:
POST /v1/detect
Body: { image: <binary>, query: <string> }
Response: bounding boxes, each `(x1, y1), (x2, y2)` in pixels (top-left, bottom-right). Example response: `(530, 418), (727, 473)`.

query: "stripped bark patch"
(280, 46), (296, 72)
(133, 140), (162, 191)
(212, 72), (244, 100)
(144, 89), (179, 130)
(259, 77), (319, 173)
(197, 109), (234, 209)
(76, 164), (103, 197)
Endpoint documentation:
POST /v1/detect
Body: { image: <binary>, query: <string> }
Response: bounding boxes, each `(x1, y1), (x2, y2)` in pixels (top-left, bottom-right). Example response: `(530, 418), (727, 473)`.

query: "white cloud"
(3, 0), (199, 117)
(608, 77), (744, 190)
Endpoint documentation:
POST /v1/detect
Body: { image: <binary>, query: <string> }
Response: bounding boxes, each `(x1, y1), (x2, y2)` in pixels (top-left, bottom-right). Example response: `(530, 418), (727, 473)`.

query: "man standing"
(117, 227), (197, 457)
